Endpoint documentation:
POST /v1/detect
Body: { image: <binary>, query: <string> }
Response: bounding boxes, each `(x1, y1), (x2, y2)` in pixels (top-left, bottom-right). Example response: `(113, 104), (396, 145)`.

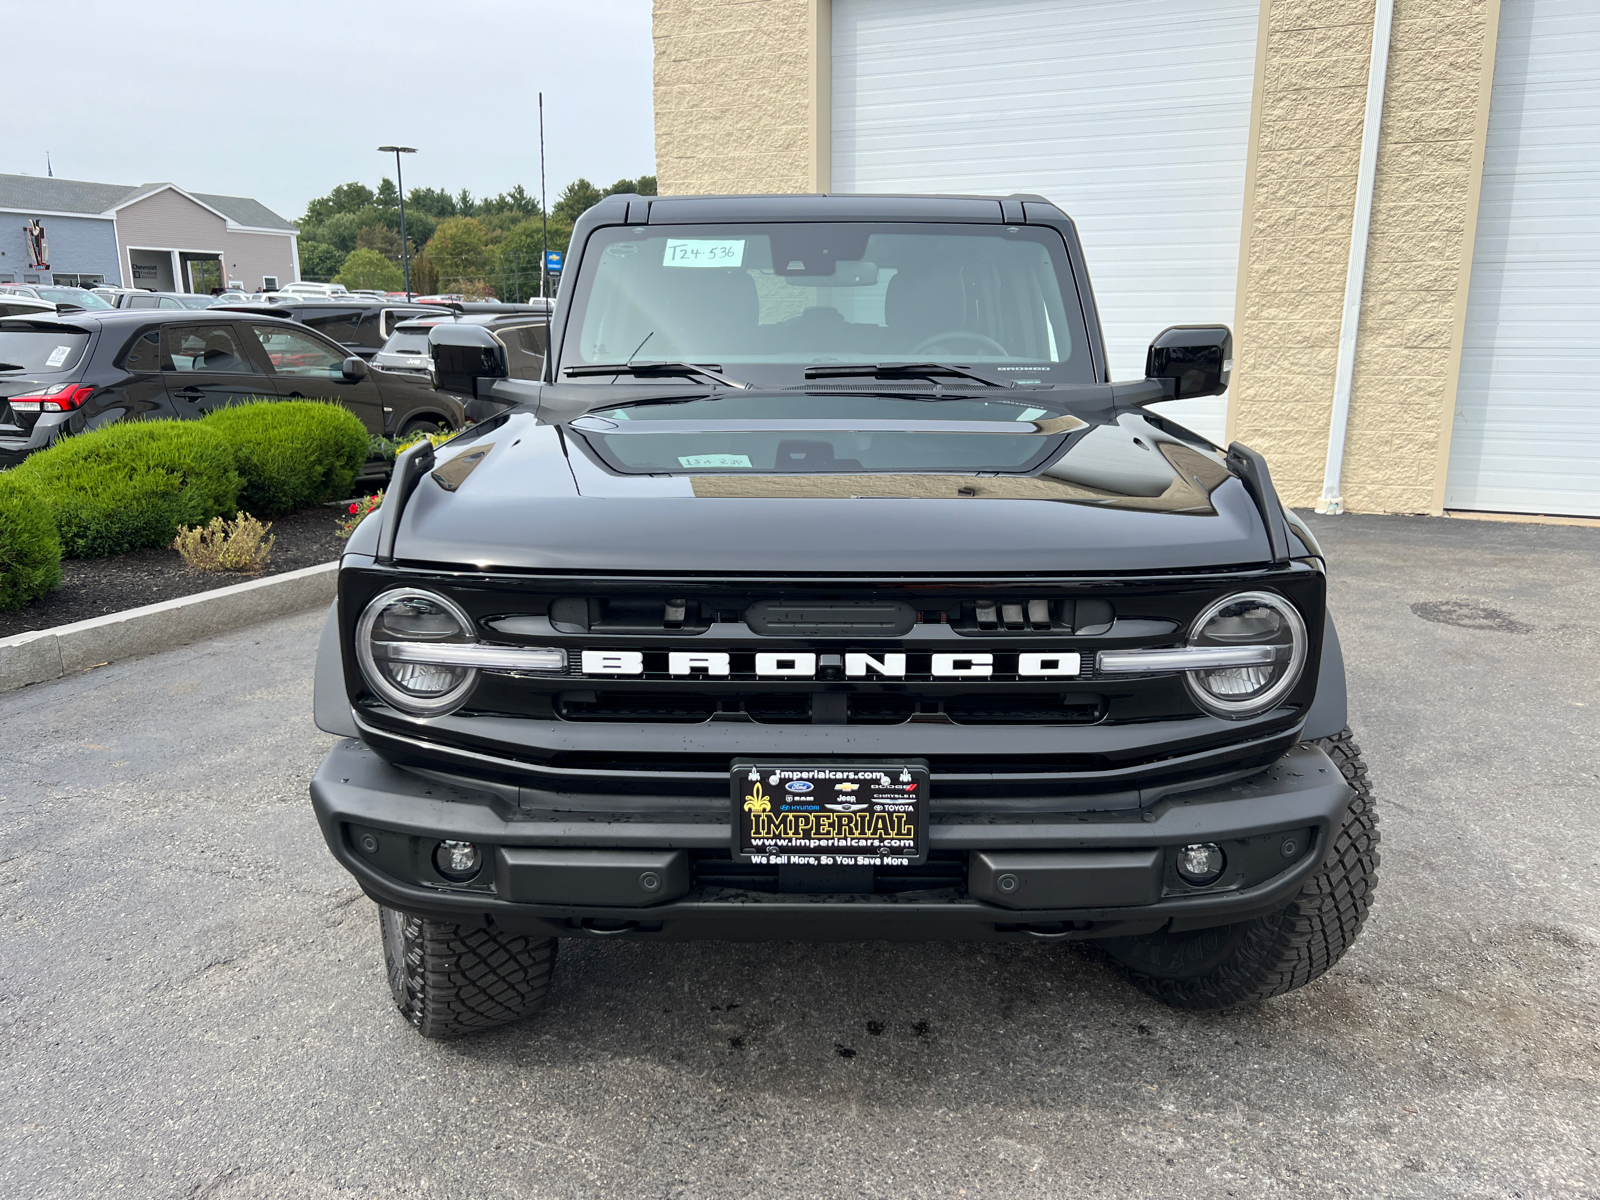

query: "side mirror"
(340, 355), (369, 381)
(430, 323), (507, 394)
(1145, 325), (1232, 399)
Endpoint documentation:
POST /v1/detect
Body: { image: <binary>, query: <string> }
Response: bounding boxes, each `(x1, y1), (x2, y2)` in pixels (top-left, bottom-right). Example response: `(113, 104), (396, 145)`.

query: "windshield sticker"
(678, 454), (752, 469)
(664, 239), (745, 268)
(46, 345), (71, 368)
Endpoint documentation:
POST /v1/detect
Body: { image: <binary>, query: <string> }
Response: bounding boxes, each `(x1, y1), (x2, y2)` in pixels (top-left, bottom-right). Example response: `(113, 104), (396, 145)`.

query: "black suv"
(373, 305), (550, 423)
(213, 299), (445, 361)
(0, 309), (463, 468)
(310, 193), (1377, 1037)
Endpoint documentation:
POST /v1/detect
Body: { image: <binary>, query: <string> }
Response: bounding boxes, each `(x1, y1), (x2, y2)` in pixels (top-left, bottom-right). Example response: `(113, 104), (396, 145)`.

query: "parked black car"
(374, 305), (550, 422)
(310, 191), (1377, 1038)
(214, 299), (448, 362)
(114, 291), (219, 311)
(0, 309), (464, 469)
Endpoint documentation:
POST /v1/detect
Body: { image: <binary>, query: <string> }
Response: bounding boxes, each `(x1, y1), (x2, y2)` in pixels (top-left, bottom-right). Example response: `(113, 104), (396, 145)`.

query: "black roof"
(1, 309), (301, 328)
(586, 190), (1064, 226)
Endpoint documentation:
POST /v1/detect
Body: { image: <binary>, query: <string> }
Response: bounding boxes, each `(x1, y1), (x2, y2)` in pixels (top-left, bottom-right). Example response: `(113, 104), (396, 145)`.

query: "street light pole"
(378, 145), (417, 298)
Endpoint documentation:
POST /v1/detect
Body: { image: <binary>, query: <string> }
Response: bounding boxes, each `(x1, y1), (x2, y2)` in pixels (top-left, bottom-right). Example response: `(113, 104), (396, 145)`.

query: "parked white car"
(0, 294), (59, 317)
(277, 282), (351, 298)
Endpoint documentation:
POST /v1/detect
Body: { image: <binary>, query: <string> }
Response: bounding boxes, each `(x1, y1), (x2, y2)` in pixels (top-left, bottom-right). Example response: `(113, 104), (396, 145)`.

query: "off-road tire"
(1096, 727), (1378, 1010)
(379, 907), (558, 1038)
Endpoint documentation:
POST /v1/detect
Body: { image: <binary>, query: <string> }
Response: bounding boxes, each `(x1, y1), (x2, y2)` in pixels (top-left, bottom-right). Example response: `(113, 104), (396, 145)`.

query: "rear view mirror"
(429, 323), (507, 394)
(341, 355), (369, 381)
(1145, 326), (1232, 398)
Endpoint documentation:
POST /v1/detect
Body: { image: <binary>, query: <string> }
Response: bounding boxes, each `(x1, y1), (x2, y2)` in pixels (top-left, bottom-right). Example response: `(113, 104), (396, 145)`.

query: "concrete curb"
(0, 561), (337, 692)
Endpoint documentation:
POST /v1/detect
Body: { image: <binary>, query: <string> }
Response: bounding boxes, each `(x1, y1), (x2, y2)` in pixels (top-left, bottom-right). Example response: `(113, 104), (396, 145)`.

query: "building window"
(52, 274), (105, 288)
(262, 275), (279, 292)
(24, 274), (40, 283)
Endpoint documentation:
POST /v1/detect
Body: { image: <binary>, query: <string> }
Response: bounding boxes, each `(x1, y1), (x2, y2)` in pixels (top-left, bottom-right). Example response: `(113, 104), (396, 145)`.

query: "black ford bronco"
(310, 193), (1378, 1038)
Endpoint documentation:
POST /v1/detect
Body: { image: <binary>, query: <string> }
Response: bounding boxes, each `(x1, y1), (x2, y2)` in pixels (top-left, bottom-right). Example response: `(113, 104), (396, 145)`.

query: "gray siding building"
(0, 174), (298, 292)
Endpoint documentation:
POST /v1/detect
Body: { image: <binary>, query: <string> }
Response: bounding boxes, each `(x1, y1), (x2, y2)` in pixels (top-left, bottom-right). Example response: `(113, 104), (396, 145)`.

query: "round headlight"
(356, 588), (479, 716)
(1184, 590), (1307, 718)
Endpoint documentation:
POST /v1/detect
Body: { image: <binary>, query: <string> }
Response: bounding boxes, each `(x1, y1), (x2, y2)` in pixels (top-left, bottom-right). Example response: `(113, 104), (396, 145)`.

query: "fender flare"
(1303, 610), (1348, 741)
(313, 600), (359, 738)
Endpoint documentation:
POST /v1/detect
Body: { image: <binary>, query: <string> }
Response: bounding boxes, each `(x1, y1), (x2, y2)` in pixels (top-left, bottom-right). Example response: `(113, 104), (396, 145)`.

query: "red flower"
(349, 503), (359, 513)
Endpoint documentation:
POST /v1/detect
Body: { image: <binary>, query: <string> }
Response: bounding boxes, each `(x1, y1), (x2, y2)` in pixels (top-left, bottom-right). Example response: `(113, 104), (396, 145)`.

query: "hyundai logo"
(786, 780), (814, 793)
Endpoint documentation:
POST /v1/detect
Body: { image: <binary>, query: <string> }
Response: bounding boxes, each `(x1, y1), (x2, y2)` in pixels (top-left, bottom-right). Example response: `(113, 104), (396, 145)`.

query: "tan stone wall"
(653, 0), (816, 195)
(1229, 0), (1377, 508)
(1342, 0), (1496, 513)
(1232, 0), (1499, 513)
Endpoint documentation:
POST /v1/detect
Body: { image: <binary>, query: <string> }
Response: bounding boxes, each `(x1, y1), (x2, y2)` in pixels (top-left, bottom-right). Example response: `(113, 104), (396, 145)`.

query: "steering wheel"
(912, 330), (1010, 357)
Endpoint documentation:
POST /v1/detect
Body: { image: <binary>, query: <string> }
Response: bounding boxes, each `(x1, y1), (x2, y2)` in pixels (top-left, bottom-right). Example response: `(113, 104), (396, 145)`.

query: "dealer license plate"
(731, 760), (928, 866)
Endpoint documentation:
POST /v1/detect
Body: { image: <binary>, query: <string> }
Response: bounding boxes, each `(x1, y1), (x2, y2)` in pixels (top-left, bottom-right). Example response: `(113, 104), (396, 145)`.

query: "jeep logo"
(578, 650), (1081, 678)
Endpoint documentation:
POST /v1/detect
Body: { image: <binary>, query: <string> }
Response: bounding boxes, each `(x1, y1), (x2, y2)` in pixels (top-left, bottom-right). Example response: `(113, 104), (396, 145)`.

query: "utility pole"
(539, 93), (549, 301)
(378, 145), (417, 297)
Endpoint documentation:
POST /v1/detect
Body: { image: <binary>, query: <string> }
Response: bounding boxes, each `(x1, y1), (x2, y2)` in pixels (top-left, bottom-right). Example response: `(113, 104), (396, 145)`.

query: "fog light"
(1176, 843), (1225, 885)
(434, 840), (482, 881)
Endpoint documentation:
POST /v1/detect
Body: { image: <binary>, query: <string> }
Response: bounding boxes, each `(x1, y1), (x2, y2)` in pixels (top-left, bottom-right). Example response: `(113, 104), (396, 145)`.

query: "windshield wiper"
(804, 362), (1015, 389)
(564, 362), (750, 389)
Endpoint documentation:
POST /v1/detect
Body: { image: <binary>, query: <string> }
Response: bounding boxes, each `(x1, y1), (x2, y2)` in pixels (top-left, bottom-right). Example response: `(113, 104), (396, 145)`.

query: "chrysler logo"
(577, 650), (1081, 678)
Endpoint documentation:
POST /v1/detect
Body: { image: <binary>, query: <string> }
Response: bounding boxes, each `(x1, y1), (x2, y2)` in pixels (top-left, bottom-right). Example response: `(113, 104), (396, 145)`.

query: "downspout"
(1317, 0), (1396, 514)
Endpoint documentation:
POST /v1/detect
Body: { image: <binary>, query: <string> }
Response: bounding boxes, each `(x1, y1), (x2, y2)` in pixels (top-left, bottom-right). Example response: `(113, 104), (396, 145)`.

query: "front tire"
(379, 907), (558, 1038)
(1096, 728), (1379, 1010)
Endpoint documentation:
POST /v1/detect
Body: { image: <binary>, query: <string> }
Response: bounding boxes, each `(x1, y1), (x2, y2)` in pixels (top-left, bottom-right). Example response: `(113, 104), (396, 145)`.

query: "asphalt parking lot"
(2, 512), (1597, 1200)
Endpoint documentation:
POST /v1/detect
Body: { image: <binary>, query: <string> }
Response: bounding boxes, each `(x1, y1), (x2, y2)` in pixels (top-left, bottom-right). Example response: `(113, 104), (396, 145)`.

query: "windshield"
(570, 392), (1084, 475)
(177, 295), (217, 309)
(0, 328), (91, 373)
(382, 331), (432, 355)
(561, 222), (1090, 388)
(37, 288), (113, 309)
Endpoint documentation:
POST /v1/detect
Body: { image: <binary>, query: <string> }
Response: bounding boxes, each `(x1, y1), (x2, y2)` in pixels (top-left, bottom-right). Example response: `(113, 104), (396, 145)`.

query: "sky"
(7, 0), (655, 223)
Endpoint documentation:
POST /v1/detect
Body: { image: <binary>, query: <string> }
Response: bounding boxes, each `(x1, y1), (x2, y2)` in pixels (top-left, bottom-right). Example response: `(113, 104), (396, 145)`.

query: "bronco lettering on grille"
(577, 650), (1082, 679)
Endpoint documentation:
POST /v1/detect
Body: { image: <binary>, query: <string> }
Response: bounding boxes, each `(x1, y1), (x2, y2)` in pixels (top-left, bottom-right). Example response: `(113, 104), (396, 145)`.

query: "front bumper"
(310, 740), (1350, 943)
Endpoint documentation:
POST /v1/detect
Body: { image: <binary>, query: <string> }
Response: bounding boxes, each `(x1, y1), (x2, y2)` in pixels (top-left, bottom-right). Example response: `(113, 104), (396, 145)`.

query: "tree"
(374, 177), (400, 210)
(298, 240), (344, 282)
(605, 175), (658, 197)
(333, 248), (405, 292)
(406, 186), (458, 218)
(553, 178), (603, 226)
(422, 217), (491, 290)
(303, 181), (375, 225)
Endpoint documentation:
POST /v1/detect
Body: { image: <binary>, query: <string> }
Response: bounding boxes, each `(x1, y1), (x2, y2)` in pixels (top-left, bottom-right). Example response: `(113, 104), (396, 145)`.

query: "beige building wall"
(653, 0), (819, 195)
(1230, 0), (1500, 513)
(1227, 0), (1377, 507)
(1342, 0), (1499, 513)
(115, 188), (297, 292)
(651, 0), (1504, 515)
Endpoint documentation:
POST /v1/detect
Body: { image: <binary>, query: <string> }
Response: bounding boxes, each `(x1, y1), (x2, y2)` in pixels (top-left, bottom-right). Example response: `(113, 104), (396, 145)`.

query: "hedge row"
(0, 402), (368, 611)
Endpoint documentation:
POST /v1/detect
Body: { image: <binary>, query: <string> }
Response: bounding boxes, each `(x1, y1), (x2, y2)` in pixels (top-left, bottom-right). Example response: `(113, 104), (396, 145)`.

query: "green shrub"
(0, 478), (63, 611)
(10, 420), (241, 558)
(202, 401), (369, 515)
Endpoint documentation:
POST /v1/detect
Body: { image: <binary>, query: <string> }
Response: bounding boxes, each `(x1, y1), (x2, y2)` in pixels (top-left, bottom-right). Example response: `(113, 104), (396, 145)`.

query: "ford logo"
(785, 780), (814, 793)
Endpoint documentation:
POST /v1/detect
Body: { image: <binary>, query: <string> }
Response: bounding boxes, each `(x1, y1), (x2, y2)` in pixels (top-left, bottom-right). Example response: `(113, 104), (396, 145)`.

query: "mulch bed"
(0, 507), (348, 638)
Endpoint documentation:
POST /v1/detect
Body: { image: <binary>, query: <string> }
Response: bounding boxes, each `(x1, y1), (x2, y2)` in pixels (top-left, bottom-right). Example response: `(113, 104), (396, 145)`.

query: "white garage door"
(1445, 0), (1600, 516)
(831, 0), (1260, 444)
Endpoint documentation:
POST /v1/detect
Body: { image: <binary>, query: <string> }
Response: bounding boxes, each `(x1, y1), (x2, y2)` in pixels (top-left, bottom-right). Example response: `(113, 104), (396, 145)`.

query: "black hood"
(389, 409), (1276, 574)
